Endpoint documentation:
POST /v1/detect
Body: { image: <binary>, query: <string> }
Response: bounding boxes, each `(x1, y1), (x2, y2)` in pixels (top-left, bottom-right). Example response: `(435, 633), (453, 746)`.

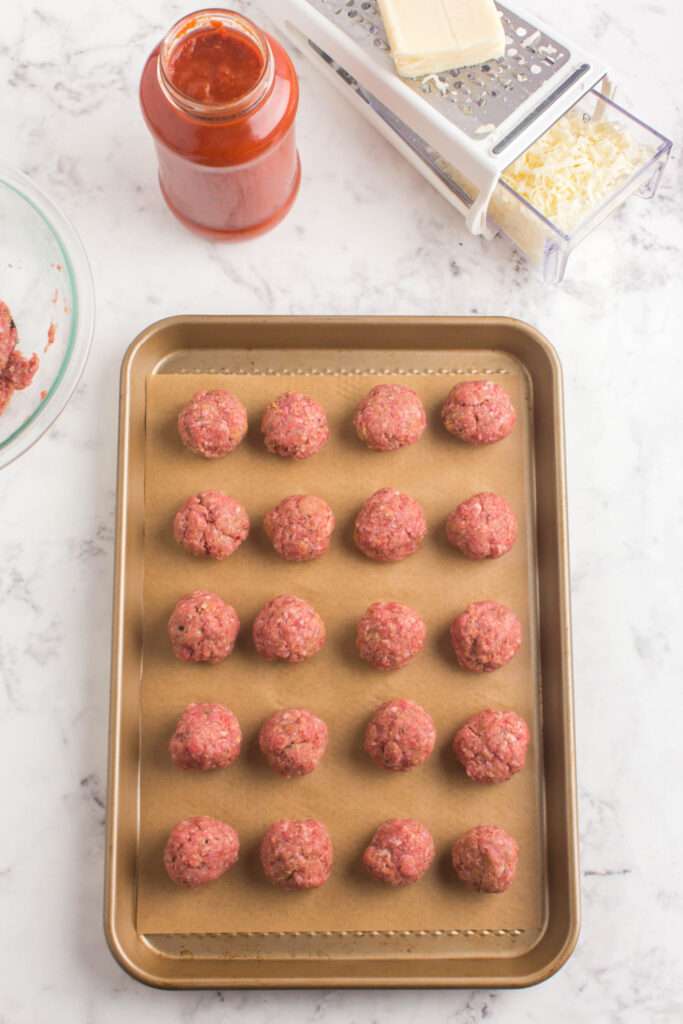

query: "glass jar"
(140, 8), (301, 239)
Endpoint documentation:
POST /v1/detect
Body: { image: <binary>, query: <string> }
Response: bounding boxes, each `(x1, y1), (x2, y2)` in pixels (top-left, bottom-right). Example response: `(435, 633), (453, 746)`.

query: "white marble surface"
(1, 0), (682, 1019)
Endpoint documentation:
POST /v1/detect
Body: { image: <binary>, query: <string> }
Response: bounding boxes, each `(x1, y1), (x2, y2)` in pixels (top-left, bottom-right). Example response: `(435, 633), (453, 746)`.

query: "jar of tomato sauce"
(140, 8), (301, 239)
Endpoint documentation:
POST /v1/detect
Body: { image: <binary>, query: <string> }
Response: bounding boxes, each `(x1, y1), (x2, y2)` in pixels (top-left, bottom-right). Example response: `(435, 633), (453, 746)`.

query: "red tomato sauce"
(167, 24), (265, 104)
(140, 10), (300, 240)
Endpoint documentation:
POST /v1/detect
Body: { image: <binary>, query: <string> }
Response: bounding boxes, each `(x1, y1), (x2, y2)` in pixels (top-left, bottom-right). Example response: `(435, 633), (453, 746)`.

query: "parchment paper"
(137, 361), (545, 936)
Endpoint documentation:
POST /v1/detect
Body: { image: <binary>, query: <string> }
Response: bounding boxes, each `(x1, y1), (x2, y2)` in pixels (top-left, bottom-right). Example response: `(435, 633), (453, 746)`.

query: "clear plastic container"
(488, 89), (672, 283)
(336, 65), (671, 283)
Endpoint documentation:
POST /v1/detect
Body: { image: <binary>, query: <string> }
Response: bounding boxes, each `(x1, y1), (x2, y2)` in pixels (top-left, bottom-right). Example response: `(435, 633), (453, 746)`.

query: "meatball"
(450, 601), (522, 673)
(168, 591), (240, 664)
(169, 703), (242, 770)
(446, 492), (517, 560)
(164, 816), (240, 887)
(354, 488), (427, 562)
(173, 490), (250, 560)
(264, 495), (335, 562)
(451, 825), (519, 893)
(260, 819), (333, 890)
(178, 389), (248, 458)
(0, 300), (17, 371)
(253, 595), (326, 663)
(261, 392), (329, 459)
(441, 380), (516, 445)
(362, 818), (435, 886)
(353, 384), (427, 452)
(453, 709), (530, 783)
(259, 708), (328, 777)
(356, 601), (426, 670)
(364, 698), (436, 771)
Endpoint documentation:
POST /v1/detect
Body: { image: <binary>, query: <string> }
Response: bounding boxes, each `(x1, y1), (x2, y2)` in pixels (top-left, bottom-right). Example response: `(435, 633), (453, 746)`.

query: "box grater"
(262, 0), (611, 235)
(260, 0), (672, 282)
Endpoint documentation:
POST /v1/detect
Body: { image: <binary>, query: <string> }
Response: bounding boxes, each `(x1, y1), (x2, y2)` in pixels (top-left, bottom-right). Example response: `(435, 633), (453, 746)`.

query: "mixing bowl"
(0, 165), (95, 469)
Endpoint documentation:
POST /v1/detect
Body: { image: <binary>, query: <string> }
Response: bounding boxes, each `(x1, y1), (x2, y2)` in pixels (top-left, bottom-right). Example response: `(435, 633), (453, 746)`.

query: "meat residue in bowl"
(45, 321), (57, 352)
(0, 300), (40, 415)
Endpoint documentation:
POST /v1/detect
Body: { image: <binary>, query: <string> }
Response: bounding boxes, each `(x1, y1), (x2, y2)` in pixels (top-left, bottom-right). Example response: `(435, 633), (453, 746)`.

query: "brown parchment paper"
(138, 359), (545, 936)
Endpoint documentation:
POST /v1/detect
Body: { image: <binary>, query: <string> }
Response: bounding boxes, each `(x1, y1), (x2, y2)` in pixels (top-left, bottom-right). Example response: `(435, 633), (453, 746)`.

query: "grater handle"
(467, 182), (497, 237)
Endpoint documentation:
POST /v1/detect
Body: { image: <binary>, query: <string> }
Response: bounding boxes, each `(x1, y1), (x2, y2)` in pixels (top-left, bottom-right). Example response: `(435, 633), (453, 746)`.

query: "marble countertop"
(1, 0), (681, 1020)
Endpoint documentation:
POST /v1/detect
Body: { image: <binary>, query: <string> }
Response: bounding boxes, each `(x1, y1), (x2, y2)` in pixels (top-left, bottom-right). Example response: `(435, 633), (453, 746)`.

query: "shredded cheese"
(500, 111), (648, 234)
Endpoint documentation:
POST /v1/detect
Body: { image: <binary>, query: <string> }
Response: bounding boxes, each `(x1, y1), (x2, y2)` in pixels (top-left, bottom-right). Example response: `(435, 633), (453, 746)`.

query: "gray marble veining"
(0, 0), (681, 1021)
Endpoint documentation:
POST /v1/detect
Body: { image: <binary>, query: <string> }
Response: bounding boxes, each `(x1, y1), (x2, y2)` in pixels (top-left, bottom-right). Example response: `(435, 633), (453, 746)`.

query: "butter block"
(377, 0), (506, 78)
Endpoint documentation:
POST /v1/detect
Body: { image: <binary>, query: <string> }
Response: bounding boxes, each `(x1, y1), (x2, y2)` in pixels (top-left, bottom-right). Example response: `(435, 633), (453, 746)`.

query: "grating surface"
(306, 0), (572, 139)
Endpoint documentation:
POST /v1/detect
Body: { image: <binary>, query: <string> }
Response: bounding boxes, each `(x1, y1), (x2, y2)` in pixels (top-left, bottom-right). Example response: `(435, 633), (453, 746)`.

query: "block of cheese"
(377, 0), (506, 78)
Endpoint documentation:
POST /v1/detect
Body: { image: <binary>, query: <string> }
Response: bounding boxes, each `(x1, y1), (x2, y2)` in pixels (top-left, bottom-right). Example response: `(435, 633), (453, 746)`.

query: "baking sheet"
(138, 360), (545, 936)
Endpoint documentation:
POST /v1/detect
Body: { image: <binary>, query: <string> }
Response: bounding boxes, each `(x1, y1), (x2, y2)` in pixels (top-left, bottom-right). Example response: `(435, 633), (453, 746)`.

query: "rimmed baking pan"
(105, 315), (578, 988)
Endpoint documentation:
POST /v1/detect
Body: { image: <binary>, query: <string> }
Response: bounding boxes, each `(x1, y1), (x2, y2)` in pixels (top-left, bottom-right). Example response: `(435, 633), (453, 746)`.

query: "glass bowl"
(0, 165), (95, 469)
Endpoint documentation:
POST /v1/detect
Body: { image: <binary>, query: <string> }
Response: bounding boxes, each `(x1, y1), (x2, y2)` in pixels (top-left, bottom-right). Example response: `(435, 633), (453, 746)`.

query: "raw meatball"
(253, 595), (326, 663)
(264, 495), (335, 562)
(450, 601), (522, 673)
(353, 384), (427, 451)
(259, 708), (328, 777)
(453, 709), (530, 783)
(178, 389), (248, 458)
(169, 702), (242, 770)
(164, 816), (240, 887)
(364, 698), (436, 771)
(451, 825), (519, 893)
(447, 492), (517, 560)
(260, 819), (333, 890)
(441, 380), (516, 445)
(0, 301), (17, 371)
(356, 601), (426, 670)
(4, 350), (39, 389)
(354, 488), (427, 562)
(362, 818), (435, 886)
(168, 590), (240, 664)
(173, 490), (250, 560)
(261, 392), (329, 459)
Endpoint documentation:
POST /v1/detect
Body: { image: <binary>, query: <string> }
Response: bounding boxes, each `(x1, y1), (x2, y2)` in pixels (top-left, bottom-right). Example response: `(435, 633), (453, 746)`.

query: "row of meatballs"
(177, 380), (517, 460)
(174, 488), (518, 563)
(164, 816), (520, 894)
(168, 594), (522, 673)
(169, 701), (530, 781)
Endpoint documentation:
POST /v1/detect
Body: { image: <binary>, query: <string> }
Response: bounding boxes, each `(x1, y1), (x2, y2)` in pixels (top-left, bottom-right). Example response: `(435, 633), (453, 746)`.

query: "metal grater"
(261, 0), (610, 235)
(307, 0), (573, 141)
